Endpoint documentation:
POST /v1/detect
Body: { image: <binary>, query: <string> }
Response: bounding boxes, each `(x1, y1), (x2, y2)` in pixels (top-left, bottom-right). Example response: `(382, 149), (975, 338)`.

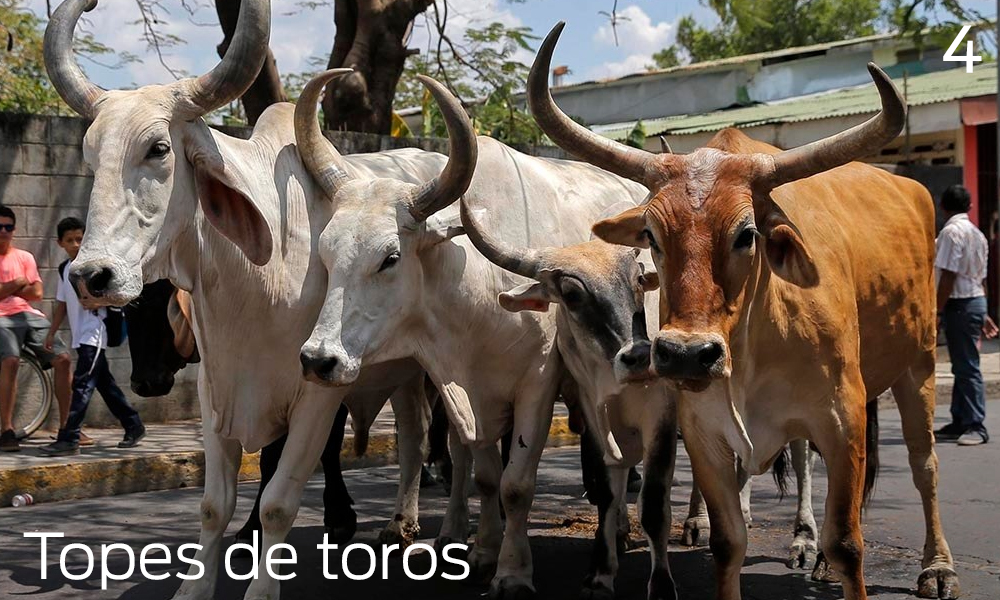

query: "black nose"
(654, 339), (724, 379)
(300, 352), (338, 379)
(619, 343), (651, 370)
(131, 375), (175, 398)
(71, 264), (114, 297)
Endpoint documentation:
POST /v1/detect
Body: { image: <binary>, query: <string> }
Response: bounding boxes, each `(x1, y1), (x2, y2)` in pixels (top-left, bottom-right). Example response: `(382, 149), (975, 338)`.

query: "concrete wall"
(0, 112), (568, 429)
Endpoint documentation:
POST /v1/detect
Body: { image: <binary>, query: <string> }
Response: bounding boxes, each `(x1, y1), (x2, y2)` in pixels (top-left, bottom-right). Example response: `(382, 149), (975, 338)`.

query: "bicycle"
(5, 347), (55, 440)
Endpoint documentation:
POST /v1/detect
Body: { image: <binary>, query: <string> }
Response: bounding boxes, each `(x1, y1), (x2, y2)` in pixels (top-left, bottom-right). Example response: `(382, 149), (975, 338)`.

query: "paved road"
(1, 405), (998, 600)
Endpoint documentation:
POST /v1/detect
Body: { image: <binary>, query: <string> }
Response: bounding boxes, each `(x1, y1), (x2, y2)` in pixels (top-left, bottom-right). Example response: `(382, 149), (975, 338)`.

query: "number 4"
(944, 25), (983, 73)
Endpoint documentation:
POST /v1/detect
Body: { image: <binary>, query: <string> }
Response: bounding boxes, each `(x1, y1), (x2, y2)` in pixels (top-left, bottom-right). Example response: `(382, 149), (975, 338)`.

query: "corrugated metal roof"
(594, 62), (997, 140)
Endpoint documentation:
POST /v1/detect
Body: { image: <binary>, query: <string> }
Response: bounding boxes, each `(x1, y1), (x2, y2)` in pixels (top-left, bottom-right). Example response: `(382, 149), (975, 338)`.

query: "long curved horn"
(182, 0), (271, 116)
(294, 69), (354, 198)
(659, 136), (672, 154)
(764, 63), (905, 189)
(44, 0), (104, 119)
(409, 75), (478, 222)
(460, 200), (544, 279)
(528, 23), (659, 188)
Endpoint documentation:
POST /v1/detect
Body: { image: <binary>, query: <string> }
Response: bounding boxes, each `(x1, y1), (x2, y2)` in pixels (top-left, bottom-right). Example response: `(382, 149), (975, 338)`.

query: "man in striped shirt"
(934, 185), (998, 446)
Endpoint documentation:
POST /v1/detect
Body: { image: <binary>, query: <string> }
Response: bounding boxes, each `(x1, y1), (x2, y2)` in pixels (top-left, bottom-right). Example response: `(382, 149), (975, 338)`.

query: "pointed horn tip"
(309, 68), (353, 88)
(83, 0), (99, 12)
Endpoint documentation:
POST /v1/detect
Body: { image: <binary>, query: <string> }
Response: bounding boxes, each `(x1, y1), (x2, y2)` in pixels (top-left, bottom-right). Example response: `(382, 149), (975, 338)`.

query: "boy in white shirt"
(40, 218), (145, 456)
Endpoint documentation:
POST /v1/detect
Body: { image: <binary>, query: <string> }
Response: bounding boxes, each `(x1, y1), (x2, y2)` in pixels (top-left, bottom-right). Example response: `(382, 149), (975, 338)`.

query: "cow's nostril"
(300, 353), (338, 378)
(697, 342), (723, 367)
(86, 266), (114, 296)
(621, 345), (651, 368)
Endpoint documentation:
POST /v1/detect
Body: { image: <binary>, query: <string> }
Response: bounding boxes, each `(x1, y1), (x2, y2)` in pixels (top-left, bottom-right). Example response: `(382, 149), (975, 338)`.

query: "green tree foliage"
(397, 22), (546, 145)
(661, 0), (882, 64)
(657, 0), (995, 66)
(1, 0), (135, 115)
(0, 1), (68, 114)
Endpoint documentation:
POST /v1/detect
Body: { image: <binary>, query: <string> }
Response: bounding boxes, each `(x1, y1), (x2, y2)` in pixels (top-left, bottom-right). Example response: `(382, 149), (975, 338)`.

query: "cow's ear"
(592, 205), (648, 248)
(188, 144), (273, 267)
(758, 204), (818, 288)
(421, 211), (465, 249)
(498, 282), (555, 312)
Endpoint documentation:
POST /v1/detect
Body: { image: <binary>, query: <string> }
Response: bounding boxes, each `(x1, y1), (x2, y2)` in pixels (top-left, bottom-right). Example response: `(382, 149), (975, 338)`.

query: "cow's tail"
(863, 401), (880, 508)
(771, 445), (791, 500)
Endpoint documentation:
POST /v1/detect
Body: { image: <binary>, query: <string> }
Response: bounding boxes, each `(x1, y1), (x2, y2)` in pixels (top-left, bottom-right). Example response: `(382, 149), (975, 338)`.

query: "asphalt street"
(1, 405), (998, 600)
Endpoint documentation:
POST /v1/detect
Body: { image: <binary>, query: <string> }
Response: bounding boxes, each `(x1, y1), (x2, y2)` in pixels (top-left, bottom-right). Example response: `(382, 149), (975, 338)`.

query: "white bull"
(43, 1), (467, 598)
(293, 70), (649, 598)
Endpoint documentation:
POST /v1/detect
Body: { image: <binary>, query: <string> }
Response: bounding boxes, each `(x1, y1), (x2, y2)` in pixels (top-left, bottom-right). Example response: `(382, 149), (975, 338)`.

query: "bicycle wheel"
(9, 353), (53, 440)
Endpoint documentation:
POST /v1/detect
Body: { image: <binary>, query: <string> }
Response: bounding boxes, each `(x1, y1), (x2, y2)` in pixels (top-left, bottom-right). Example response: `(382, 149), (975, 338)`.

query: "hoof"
(787, 538), (818, 570)
(489, 576), (536, 600)
(917, 566), (961, 599)
(468, 547), (499, 584)
(377, 516), (419, 549)
(811, 553), (840, 583)
(580, 578), (614, 600)
(681, 516), (710, 547)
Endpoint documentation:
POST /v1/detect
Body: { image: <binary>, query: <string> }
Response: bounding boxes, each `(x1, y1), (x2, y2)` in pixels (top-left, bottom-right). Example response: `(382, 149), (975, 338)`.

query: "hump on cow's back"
(706, 127), (782, 156)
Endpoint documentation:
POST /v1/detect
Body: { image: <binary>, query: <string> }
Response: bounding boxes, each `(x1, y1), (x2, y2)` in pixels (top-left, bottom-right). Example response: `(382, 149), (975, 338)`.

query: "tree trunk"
(215, 0), (287, 125)
(323, 0), (434, 134)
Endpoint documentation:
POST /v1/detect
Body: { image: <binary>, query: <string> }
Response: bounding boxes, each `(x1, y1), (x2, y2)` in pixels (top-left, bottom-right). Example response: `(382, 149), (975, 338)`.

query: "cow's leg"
(242, 399), (340, 600)
(787, 438), (819, 570)
(172, 406), (242, 599)
(436, 425), (472, 549)
(682, 481), (711, 547)
(812, 391), (868, 600)
(581, 444), (628, 600)
(680, 403), (747, 600)
(379, 376), (432, 548)
(736, 461), (752, 527)
(489, 389), (556, 599)
(235, 435), (284, 545)
(892, 357), (959, 599)
(320, 403), (355, 543)
(469, 443), (504, 583)
(639, 418), (679, 600)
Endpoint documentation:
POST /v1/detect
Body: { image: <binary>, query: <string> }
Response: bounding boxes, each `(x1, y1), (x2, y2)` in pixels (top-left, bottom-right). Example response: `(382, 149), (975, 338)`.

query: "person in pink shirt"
(0, 205), (73, 452)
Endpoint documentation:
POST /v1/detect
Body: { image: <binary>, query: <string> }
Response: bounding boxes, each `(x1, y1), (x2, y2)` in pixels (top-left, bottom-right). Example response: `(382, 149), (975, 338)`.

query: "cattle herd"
(34, 0), (961, 599)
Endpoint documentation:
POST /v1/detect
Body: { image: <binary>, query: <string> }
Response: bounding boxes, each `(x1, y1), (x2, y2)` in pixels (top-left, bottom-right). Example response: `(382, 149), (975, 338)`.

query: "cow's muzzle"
(300, 349), (359, 387)
(131, 374), (175, 398)
(652, 330), (728, 385)
(69, 258), (142, 306)
(614, 340), (654, 383)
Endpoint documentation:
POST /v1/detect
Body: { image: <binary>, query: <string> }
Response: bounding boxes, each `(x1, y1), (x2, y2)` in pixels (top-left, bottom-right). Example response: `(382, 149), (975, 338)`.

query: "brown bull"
(529, 23), (958, 600)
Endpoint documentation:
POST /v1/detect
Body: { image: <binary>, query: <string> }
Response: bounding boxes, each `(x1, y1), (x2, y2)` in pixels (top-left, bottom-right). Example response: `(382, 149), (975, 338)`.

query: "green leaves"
(395, 21), (546, 146)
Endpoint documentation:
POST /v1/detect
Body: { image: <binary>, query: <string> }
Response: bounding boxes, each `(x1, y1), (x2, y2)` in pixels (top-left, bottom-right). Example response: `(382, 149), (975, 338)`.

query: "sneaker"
(51, 431), (95, 446)
(118, 425), (146, 448)
(0, 429), (19, 452)
(40, 439), (80, 457)
(957, 429), (989, 446)
(934, 423), (965, 442)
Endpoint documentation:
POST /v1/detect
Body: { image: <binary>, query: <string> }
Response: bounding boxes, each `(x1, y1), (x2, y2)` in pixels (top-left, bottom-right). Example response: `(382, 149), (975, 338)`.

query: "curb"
(2, 381), (996, 509)
(0, 417), (577, 508)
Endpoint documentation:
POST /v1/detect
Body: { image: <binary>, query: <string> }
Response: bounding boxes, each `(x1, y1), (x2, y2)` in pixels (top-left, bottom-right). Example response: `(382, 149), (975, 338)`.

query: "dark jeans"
(59, 344), (142, 443)
(944, 296), (987, 431)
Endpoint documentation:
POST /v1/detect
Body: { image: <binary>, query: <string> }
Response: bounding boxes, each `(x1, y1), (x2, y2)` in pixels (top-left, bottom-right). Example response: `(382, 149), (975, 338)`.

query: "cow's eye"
(146, 141), (171, 159)
(560, 279), (586, 308)
(733, 228), (757, 250)
(643, 229), (660, 253)
(378, 251), (400, 272)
